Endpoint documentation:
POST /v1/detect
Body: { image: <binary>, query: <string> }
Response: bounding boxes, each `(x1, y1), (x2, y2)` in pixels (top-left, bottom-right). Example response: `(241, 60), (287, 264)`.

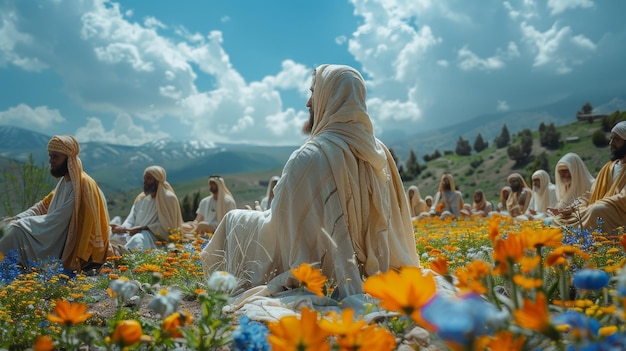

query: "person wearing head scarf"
(406, 185), (429, 219)
(430, 174), (464, 219)
(505, 173), (532, 217)
(551, 153), (595, 211)
(554, 121), (626, 234)
(0, 135), (109, 272)
(259, 176), (280, 211)
(182, 176), (237, 235)
(470, 189), (492, 217)
(200, 64), (421, 309)
(496, 186), (512, 213)
(524, 170), (557, 220)
(110, 165), (183, 251)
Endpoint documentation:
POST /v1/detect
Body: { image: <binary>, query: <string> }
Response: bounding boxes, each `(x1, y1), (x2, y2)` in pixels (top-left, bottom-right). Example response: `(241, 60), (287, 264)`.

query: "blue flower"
(232, 315), (269, 351)
(0, 250), (21, 285)
(573, 269), (610, 290)
(421, 293), (506, 346)
(552, 311), (600, 339)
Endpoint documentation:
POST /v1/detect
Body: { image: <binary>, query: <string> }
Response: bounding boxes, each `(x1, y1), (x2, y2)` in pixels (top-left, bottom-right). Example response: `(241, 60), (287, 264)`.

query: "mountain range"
(0, 94), (624, 194)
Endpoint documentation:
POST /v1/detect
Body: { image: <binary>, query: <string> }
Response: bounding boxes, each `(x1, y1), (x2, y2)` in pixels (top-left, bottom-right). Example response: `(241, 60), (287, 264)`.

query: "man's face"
(209, 180), (218, 194)
(473, 192), (482, 202)
(442, 177), (451, 190)
(610, 132), (626, 161)
(49, 152), (68, 178)
(558, 168), (571, 185)
(143, 173), (158, 195)
(302, 71), (315, 135)
(509, 178), (521, 192)
(532, 178), (541, 191)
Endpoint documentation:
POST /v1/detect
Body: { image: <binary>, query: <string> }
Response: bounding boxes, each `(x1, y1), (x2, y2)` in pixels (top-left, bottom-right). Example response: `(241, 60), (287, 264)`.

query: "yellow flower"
(319, 308), (366, 336)
(363, 266), (436, 325)
(522, 227), (562, 250)
(111, 320), (143, 346)
(47, 300), (92, 326)
(335, 324), (396, 351)
(33, 335), (55, 351)
(545, 246), (590, 267)
(290, 263), (327, 297)
(513, 275), (543, 290)
(163, 311), (192, 338)
(268, 307), (331, 351)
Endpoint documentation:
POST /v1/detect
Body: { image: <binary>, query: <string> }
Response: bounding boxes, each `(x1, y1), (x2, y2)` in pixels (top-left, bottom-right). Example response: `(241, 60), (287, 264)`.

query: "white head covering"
(208, 176), (236, 220)
(554, 153), (595, 208)
(531, 170), (554, 212)
(612, 121), (626, 140)
(137, 166), (183, 236)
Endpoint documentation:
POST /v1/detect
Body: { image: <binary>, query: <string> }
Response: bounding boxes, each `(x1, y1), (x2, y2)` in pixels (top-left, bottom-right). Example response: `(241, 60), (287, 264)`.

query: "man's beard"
(533, 184), (541, 192)
(610, 142), (626, 161)
(443, 183), (451, 191)
(511, 184), (521, 192)
(143, 182), (157, 196)
(50, 159), (69, 178)
(302, 109), (314, 135)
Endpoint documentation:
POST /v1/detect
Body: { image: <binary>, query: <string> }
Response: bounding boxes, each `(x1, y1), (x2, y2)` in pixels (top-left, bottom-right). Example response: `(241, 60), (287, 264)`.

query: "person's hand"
(110, 224), (128, 234)
(128, 226), (148, 235)
(560, 207), (573, 216)
(529, 209), (537, 215)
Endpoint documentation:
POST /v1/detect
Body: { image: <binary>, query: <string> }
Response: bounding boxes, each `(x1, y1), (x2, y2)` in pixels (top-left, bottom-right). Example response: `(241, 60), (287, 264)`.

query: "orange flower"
(523, 228), (563, 250)
(163, 312), (192, 338)
(291, 263), (327, 297)
(268, 307), (331, 351)
(620, 234), (626, 252)
(436, 202), (444, 214)
(33, 335), (55, 351)
(319, 308), (366, 336)
(429, 256), (449, 275)
(545, 246), (590, 267)
(513, 275), (543, 290)
(335, 324), (396, 351)
(111, 320), (143, 346)
(486, 331), (525, 351)
(513, 292), (552, 334)
(454, 260), (491, 294)
(47, 300), (92, 326)
(363, 266), (437, 325)
(488, 217), (500, 243)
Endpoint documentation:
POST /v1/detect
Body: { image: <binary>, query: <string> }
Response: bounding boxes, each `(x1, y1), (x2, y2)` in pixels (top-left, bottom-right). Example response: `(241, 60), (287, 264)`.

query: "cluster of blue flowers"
(232, 315), (270, 351)
(0, 250), (21, 285)
(562, 225), (596, 252)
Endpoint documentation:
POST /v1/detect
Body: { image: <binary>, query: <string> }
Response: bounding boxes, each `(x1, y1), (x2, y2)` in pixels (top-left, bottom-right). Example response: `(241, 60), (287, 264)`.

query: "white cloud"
(144, 16), (166, 30)
(547, 0), (593, 15)
(0, 104), (65, 129)
(436, 59), (448, 67)
(335, 35), (347, 45)
(457, 47), (505, 71)
(0, 12), (48, 71)
(496, 100), (510, 112)
(521, 21), (596, 74)
(74, 114), (169, 146)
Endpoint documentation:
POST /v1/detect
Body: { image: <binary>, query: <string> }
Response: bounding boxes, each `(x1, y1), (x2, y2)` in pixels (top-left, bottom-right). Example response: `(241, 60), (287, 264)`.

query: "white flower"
(207, 271), (238, 292)
(109, 278), (139, 305)
(147, 289), (182, 318)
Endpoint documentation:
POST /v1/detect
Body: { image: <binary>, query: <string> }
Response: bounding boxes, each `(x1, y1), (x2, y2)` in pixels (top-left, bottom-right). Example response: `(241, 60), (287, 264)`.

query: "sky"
(1, 0), (625, 147)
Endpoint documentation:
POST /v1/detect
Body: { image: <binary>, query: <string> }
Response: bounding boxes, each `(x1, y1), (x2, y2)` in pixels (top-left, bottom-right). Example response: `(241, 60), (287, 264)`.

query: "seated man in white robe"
(110, 166), (183, 251)
(259, 176), (280, 211)
(429, 174), (463, 219)
(547, 152), (595, 218)
(0, 135), (109, 272)
(200, 64), (420, 302)
(182, 176), (237, 235)
(524, 170), (557, 220)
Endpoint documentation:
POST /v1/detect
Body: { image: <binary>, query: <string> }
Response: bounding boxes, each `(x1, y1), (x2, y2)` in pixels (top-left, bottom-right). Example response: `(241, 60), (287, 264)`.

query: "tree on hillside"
(539, 123), (561, 149)
(473, 133), (488, 152)
(180, 191), (201, 221)
(507, 129), (533, 165)
(494, 124), (510, 148)
(592, 130), (609, 147)
(529, 151), (550, 177)
(388, 148), (400, 166)
(580, 102), (593, 115)
(455, 136), (472, 156)
(404, 149), (422, 179)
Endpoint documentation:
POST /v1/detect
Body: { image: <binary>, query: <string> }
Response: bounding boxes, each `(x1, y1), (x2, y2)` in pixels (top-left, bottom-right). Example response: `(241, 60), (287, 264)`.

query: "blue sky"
(1, 0), (625, 146)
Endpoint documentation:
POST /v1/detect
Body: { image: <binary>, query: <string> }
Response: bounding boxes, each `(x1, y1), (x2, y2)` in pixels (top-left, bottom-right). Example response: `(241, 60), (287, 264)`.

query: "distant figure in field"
(548, 152), (595, 216)
(505, 173), (532, 218)
(424, 195), (433, 210)
(430, 173), (463, 219)
(554, 122), (626, 234)
(182, 176), (236, 234)
(495, 186), (512, 213)
(524, 170), (557, 220)
(260, 176), (280, 211)
(406, 185), (429, 219)
(461, 189), (492, 217)
(110, 166), (183, 251)
(0, 135), (109, 272)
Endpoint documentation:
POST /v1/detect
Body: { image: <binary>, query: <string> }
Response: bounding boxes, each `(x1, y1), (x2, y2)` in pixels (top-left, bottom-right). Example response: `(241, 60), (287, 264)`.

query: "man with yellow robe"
(0, 135), (109, 272)
(557, 121), (626, 234)
(110, 165), (183, 251)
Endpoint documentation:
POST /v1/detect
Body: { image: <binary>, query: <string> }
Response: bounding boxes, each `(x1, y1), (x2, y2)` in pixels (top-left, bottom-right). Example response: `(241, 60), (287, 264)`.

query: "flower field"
(1, 215), (626, 350)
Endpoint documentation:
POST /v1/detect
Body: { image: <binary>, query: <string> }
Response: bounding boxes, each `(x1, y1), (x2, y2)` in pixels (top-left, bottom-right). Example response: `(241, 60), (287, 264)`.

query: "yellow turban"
(48, 135), (80, 157)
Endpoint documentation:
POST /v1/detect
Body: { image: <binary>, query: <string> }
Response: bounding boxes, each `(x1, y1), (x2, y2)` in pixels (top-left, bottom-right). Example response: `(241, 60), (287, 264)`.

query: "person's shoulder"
(287, 141), (326, 165)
